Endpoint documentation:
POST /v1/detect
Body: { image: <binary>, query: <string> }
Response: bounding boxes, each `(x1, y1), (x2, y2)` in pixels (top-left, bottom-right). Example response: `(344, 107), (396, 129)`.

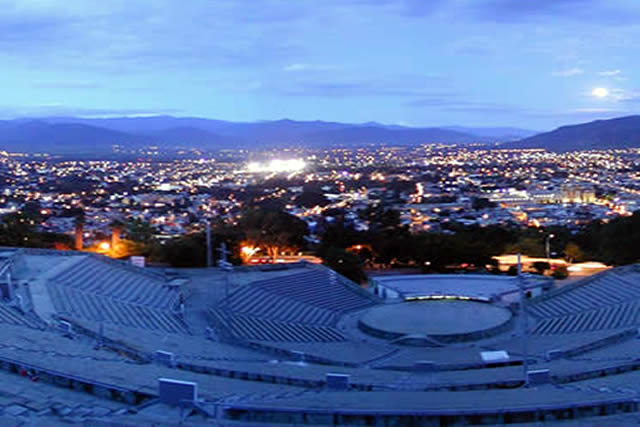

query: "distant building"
(562, 185), (596, 204)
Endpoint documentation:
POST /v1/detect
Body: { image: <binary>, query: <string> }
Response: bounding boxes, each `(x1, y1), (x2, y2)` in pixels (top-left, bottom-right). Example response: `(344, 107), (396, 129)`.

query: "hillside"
(0, 117), (490, 153)
(0, 120), (151, 153)
(508, 116), (640, 152)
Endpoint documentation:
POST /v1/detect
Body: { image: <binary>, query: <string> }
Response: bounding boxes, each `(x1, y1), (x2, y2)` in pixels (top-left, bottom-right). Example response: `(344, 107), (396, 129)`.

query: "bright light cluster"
(592, 87), (609, 98)
(247, 159), (306, 173)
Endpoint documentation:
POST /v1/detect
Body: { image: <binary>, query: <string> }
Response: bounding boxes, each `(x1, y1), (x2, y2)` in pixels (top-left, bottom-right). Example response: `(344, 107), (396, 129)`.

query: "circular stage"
(358, 300), (513, 343)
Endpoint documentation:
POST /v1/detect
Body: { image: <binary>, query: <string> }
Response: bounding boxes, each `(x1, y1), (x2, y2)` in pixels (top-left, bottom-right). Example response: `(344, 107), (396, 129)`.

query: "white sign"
(480, 350), (510, 363)
(130, 256), (145, 268)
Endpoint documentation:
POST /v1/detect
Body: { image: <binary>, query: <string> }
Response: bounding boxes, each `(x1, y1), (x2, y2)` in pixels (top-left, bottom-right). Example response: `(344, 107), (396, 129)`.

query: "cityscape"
(3, 0), (640, 425)
(3, 145), (639, 243)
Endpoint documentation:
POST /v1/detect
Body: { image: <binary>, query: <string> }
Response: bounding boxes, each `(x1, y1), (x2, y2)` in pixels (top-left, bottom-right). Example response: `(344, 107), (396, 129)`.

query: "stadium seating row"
(0, 302), (42, 328)
(210, 309), (345, 342)
(223, 285), (338, 325)
(530, 271), (640, 318)
(51, 256), (179, 310)
(249, 270), (376, 313)
(48, 283), (189, 334)
(532, 301), (640, 335)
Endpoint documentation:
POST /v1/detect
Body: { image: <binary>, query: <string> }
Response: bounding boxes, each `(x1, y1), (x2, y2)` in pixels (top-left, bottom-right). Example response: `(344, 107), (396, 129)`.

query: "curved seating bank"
(2, 247), (640, 425)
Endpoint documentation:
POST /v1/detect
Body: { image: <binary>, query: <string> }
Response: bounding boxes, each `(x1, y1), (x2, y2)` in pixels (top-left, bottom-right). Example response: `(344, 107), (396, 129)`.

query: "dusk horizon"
(2, 0), (639, 129)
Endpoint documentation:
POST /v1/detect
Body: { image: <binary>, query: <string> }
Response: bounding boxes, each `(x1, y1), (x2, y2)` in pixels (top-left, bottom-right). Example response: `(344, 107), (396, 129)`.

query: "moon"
(592, 87), (609, 98)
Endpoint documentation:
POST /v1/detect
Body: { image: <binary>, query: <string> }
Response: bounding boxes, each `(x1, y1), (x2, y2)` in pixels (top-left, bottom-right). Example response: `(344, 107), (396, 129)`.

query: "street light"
(517, 253), (530, 387)
(545, 234), (555, 263)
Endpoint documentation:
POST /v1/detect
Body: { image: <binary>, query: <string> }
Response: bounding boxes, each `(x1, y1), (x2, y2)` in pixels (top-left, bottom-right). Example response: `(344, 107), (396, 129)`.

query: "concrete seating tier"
(210, 309), (346, 343)
(225, 389), (637, 425)
(48, 283), (189, 334)
(0, 302), (42, 328)
(51, 255), (178, 310)
(249, 270), (376, 314)
(529, 271), (640, 318)
(223, 285), (338, 325)
(532, 301), (640, 335)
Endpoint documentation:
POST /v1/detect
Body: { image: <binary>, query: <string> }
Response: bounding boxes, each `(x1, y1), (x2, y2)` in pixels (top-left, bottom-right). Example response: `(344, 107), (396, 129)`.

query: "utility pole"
(206, 220), (213, 268)
(97, 275), (104, 349)
(218, 242), (229, 265)
(517, 253), (530, 386)
(545, 233), (555, 264)
(217, 242), (232, 299)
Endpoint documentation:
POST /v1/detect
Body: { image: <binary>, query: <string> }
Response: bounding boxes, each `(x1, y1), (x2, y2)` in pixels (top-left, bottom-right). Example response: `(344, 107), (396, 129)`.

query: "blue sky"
(1, 0), (639, 130)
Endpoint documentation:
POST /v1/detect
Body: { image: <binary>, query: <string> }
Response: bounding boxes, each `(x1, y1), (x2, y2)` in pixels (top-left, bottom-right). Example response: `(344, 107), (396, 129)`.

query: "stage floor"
(359, 300), (512, 339)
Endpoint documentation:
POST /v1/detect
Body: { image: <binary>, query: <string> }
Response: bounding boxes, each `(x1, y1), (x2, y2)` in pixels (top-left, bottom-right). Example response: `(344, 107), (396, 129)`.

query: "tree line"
(4, 205), (640, 283)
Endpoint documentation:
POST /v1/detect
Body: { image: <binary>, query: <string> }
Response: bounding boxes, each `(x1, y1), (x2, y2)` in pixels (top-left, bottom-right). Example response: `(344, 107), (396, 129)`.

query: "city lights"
(247, 159), (306, 173)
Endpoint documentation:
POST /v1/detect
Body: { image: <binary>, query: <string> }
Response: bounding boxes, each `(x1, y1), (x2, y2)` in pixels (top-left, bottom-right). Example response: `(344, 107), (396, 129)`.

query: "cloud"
(471, 0), (640, 24)
(479, 0), (595, 14)
(0, 104), (183, 119)
(32, 80), (101, 89)
(394, 0), (449, 16)
(616, 89), (640, 103)
(0, 0), (450, 75)
(325, 0), (449, 17)
(0, 1), (306, 72)
(552, 68), (584, 77)
(571, 108), (622, 113)
(283, 63), (338, 72)
(0, 0), (637, 130)
(328, 0), (640, 25)
(408, 98), (521, 114)
(407, 97), (630, 121)
(449, 36), (496, 56)
(277, 74), (447, 97)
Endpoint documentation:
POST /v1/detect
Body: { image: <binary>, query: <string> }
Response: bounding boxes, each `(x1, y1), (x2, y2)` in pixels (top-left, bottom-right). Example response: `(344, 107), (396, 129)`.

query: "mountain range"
(506, 115), (640, 152)
(2, 114), (640, 154)
(0, 116), (537, 154)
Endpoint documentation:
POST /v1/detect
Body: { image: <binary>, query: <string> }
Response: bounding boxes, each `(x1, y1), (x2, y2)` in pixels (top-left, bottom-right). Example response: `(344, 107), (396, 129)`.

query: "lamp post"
(517, 253), (530, 386)
(545, 234), (555, 263)
(218, 242), (232, 299)
(206, 220), (213, 268)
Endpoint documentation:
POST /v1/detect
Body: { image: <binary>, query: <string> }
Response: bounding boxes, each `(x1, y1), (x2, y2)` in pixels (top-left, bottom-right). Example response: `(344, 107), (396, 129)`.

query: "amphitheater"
(3, 247), (640, 425)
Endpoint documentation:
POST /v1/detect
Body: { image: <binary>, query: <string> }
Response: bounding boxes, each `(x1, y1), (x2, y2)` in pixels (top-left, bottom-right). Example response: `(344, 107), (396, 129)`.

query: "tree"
(153, 233), (207, 267)
(505, 237), (545, 257)
(564, 242), (585, 263)
(472, 197), (496, 210)
(295, 191), (330, 208)
(578, 211), (640, 265)
(22, 200), (43, 218)
(552, 265), (569, 280)
(532, 261), (550, 275)
(0, 213), (35, 247)
(322, 247), (367, 284)
(240, 208), (308, 262)
(148, 220), (243, 267)
(0, 212), (72, 249)
(125, 218), (157, 245)
(360, 204), (403, 233)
